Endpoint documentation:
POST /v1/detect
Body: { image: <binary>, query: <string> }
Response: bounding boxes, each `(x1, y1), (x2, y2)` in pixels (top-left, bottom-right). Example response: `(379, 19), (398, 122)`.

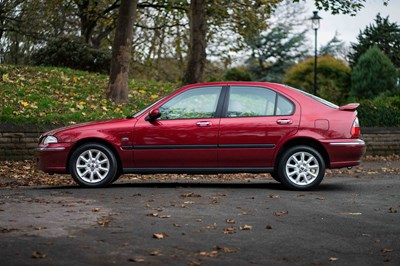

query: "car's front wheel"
(278, 146), (325, 190)
(69, 143), (118, 188)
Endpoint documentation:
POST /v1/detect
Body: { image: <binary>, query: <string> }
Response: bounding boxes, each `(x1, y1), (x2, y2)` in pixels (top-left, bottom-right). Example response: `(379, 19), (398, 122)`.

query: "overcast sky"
(305, 0), (400, 46)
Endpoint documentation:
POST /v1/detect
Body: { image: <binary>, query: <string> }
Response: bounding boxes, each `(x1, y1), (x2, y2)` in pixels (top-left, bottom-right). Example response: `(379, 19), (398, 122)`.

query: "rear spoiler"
(339, 103), (360, 111)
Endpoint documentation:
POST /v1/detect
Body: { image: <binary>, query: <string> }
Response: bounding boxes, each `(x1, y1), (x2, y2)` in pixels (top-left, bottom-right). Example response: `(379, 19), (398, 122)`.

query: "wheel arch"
(66, 138), (122, 174)
(274, 137), (330, 170)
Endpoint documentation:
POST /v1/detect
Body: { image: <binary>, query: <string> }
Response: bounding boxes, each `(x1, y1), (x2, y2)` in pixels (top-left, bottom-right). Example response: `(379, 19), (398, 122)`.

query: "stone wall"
(361, 128), (400, 156)
(0, 124), (55, 161)
(0, 124), (399, 160)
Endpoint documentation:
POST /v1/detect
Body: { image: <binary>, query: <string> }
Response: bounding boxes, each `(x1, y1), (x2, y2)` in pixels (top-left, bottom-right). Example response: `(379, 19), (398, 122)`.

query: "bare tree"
(107, 0), (138, 103)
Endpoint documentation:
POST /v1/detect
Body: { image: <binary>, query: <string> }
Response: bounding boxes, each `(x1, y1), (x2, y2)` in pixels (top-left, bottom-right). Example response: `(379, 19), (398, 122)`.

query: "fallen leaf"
(329, 257), (339, 262)
(213, 246), (239, 253)
(388, 207), (397, 213)
(149, 250), (161, 256)
(224, 227), (236, 234)
(240, 225), (253, 230)
(97, 219), (110, 226)
(128, 257), (145, 262)
(226, 219), (236, 224)
(199, 251), (218, 257)
(159, 214), (171, 219)
(153, 233), (168, 239)
(273, 211), (288, 217)
(92, 208), (100, 212)
(204, 222), (217, 229)
(316, 196), (326, 200)
(32, 251), (47, 259)
(381, 248), (394, 253)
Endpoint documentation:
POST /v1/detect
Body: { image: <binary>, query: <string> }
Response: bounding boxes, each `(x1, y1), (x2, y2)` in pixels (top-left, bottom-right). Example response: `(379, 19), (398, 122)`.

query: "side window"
(276, 95), (294, 115)
(159, 87), (222, 120)
(227, 86), (276, 117)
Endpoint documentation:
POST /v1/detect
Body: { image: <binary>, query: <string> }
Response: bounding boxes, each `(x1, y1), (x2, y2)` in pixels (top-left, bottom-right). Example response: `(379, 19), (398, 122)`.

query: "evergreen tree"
(349, 14), (400, 68)
(350, 46), (397, 99)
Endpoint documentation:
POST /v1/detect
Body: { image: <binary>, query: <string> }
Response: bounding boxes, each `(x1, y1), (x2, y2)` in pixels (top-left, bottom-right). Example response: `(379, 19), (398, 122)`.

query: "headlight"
(43, 136), (58, 145)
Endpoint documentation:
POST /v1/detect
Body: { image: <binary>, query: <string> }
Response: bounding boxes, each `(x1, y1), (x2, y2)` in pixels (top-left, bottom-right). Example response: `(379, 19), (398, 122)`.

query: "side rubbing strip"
(121, 144), (275, 150)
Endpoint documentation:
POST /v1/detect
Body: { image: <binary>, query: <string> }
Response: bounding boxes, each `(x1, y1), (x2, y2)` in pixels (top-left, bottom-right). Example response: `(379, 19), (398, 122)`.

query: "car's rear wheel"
(69, 143), (118, 188)
(278, 146), (325, 190)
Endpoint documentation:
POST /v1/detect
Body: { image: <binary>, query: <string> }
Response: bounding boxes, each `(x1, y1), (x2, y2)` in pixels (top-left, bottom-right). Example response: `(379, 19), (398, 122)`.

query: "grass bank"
(0, 65), (178, 125)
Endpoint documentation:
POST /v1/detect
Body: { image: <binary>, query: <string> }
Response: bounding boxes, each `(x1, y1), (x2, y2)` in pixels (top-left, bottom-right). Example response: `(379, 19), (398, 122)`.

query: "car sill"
(123, 167), (274, 174)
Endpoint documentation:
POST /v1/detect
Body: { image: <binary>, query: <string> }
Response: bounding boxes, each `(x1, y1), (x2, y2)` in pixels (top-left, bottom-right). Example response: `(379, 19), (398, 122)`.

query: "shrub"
(31, 36), (111, 74)
(224, 67), (252, 81)
(284, 56), (351, 104)
(357, 96), (400, 127)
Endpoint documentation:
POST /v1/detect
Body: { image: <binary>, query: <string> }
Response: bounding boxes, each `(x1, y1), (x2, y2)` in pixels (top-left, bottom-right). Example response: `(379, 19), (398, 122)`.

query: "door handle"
(276, 119), (293, 125)
(196, 121), (212, 127)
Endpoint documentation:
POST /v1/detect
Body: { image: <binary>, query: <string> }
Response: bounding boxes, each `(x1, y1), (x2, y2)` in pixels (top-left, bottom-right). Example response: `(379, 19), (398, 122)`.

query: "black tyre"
(69, 143), (118, 188)
(270, 171), (281, 183)
(278, 146), (325, 191)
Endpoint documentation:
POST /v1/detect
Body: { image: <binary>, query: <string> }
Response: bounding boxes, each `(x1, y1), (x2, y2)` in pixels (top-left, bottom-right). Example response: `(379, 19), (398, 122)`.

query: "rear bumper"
(322, 139), (366, 168)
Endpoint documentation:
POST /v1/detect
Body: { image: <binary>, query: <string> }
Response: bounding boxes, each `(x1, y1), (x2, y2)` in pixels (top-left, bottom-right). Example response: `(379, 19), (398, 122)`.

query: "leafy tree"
(348, 14), (400, 68)
(350, 46), (397, 99)
(284, 55), (351, 104)
(294, 0), (390, 15)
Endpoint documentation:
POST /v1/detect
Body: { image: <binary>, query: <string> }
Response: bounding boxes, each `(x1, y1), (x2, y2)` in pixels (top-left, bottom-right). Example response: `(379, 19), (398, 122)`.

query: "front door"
(133, 86), (223, 168)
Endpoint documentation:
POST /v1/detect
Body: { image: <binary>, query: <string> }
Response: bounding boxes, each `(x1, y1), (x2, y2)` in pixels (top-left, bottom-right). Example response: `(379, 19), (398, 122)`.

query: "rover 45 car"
(37, 82), (366, 190)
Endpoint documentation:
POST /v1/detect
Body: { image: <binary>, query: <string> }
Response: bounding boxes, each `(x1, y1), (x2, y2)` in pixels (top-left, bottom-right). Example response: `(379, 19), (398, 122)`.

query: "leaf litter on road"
(1, 156), (400, 188)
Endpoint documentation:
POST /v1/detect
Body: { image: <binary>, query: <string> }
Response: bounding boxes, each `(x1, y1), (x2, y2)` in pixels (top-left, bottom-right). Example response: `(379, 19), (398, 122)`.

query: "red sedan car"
(37, 82), (366, 190)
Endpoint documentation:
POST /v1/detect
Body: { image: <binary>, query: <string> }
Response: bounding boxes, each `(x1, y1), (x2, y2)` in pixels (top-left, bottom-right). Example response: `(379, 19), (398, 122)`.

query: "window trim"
(157, 86), (226, 121)
(221, 86), (295, 118)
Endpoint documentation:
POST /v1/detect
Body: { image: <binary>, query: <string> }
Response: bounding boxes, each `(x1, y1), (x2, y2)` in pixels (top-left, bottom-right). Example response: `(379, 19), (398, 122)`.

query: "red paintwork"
(36, 81), (366, 174)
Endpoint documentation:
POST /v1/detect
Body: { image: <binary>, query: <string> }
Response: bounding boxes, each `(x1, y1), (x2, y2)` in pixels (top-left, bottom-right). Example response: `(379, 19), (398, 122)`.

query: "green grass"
(0, 65), (179, 125)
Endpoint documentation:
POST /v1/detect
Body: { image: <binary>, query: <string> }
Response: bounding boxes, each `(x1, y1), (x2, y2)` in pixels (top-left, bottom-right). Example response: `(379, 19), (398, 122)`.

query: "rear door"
(218, 86), (300, 168)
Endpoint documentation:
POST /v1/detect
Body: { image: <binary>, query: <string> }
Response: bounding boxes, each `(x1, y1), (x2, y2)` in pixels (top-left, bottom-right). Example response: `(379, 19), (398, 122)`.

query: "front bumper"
(35, 143), (72, 174)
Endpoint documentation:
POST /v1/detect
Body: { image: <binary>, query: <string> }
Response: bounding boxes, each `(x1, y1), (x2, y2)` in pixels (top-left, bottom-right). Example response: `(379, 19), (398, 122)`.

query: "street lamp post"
(310, 11), (322, 96)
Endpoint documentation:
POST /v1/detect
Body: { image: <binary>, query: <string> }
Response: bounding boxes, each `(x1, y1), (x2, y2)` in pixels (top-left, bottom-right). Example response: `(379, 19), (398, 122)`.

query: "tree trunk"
(107, 0), (138, 103)
(182, 0), (206, 85)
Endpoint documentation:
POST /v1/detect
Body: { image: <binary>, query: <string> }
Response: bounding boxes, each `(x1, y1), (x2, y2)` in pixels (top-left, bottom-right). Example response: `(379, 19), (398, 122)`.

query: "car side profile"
(36, 82), (366, 190)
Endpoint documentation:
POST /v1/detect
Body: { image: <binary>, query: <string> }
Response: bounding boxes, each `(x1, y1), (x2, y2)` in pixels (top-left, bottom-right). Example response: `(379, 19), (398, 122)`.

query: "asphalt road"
(0, 175), (399, 265)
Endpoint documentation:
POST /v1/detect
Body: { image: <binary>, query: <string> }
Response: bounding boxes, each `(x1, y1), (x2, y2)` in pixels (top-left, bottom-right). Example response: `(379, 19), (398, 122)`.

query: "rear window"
(288, 86), (338, 109)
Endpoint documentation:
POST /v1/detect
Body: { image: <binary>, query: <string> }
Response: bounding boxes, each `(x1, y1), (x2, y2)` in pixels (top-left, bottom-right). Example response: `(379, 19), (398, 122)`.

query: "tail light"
(351, 117), (361, 138)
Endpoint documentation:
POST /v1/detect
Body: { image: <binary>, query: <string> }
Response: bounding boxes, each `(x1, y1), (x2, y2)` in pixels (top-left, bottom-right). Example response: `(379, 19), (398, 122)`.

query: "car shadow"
(37, 180), (346, 192)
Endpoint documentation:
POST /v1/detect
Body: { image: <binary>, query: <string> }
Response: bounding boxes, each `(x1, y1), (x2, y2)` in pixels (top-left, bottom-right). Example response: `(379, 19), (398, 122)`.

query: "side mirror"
(145, 108), (161, 121)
